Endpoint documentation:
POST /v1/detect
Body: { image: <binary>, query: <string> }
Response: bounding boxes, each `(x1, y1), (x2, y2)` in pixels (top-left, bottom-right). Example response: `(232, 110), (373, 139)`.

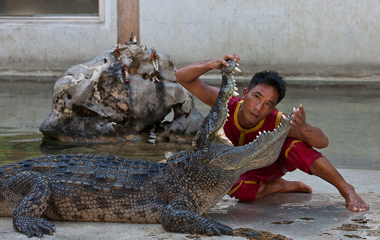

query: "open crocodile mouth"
(198, 60), (296, 173)
(219, 61), (294, 147)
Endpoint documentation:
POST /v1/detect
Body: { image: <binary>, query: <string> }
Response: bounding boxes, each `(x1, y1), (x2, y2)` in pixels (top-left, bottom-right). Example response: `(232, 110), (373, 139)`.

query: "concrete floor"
(1, 168), (379, 240)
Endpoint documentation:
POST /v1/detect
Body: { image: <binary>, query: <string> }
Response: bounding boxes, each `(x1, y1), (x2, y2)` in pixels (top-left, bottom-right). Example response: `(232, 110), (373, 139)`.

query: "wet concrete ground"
(1, 168), (379, 239)
(0, 76), (379, 239)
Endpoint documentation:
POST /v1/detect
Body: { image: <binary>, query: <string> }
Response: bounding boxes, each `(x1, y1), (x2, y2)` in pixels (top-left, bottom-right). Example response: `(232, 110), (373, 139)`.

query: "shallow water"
(0, 76), (379, 169)
(276, 83), (380, 170)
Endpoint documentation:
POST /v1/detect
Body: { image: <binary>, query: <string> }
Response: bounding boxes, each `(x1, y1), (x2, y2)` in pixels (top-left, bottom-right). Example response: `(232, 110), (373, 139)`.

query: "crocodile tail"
(192, 60), (240, 151)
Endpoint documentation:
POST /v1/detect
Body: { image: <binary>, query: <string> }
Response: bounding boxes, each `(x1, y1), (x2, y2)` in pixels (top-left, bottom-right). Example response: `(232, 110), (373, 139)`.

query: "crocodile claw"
(161, 207), (234, 236)
(13, 216), (55, 238)
(203, 220), (234, 236)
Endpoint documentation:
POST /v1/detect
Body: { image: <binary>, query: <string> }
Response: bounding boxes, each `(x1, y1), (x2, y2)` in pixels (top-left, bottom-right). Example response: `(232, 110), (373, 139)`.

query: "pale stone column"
(117, 0), (140, 44)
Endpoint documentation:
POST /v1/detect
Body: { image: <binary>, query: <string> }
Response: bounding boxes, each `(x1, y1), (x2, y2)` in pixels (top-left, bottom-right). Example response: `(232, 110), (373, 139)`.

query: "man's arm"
(175, 54), (240, 106)
(285, 105), (329, 149)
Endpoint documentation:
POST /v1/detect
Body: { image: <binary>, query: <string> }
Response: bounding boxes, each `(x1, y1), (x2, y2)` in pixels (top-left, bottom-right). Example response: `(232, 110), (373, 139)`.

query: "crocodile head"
(191, 60), (294, 176)
(191, 60), (239, 151)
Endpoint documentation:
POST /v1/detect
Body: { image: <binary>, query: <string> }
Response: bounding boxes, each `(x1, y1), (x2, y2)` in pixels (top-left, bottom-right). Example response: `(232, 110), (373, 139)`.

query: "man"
(175, 53), (369, 212)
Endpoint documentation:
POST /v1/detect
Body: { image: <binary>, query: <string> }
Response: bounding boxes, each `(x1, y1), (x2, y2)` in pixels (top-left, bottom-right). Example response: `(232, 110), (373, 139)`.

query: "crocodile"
(0, 60), (295, 238)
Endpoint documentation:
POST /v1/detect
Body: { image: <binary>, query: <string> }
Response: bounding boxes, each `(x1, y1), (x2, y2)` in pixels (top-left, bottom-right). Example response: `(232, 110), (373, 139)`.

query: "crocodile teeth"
(227, 113), (230, 117)
(236, 63), (240, 66)
(234, 67), (241, 72)
(233, 91), (239, 96)
(234, 87), (238, 91)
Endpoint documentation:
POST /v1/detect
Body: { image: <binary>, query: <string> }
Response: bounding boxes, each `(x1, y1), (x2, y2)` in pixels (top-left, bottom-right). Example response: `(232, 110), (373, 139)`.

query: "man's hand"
(207, 53), (240, 70)
(287, 104), (329, 149)
(175, 53), (240, 107)
(290, 104), (306, 131)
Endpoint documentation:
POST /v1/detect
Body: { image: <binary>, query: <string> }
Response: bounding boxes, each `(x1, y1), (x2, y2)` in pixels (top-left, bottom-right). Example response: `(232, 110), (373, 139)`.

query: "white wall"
(1, 0), (379, 78)
(140, 0), (380, 77)
(0, 0), (117, 75)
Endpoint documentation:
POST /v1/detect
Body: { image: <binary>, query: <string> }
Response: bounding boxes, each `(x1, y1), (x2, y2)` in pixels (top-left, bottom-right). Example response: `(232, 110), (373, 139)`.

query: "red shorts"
(228, 138), (323, 202)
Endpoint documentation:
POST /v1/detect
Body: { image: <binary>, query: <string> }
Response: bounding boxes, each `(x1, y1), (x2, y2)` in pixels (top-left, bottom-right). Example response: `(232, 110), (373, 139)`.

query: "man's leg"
(308, 156), (369, 212)
(256, 156), (369, 212)
(255, 138), (315, 200)
(255, 178), (312, 199)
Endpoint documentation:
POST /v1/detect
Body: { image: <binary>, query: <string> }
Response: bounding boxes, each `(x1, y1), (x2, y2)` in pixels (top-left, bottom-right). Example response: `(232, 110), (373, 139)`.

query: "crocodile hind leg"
(160, 201), (234, 236)
(4, 171), (55, 237)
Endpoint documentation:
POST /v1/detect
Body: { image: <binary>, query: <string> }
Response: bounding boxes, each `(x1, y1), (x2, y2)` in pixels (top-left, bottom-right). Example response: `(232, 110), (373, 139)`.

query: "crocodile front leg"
(5, 171), (55, 237)
(160, 200), (234, 236)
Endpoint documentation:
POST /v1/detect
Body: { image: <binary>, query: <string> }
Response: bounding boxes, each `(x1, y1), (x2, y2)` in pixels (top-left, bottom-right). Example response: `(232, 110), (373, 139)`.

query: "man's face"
(238, 83), (279, 129)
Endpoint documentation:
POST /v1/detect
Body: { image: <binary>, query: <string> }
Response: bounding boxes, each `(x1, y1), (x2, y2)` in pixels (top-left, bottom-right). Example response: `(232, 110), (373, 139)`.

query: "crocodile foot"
(13, 216), (56, 238)
(199, 218), (234, 236)
(161, 208), (234, 236)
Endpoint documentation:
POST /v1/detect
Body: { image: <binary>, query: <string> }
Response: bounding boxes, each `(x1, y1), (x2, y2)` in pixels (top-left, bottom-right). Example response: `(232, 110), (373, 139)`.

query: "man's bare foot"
(256, 178), (312, 199)
(308, 157), (370, 212)
(342, 184), (369, 212)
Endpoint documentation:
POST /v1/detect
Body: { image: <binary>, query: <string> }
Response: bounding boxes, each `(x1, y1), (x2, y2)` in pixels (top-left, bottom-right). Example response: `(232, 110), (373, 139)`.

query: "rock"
(40, 43), (204, 143)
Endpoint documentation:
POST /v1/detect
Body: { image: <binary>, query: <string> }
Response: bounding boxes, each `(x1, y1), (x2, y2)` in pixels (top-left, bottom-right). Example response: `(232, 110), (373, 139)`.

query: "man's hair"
(247, 70), (286, 105)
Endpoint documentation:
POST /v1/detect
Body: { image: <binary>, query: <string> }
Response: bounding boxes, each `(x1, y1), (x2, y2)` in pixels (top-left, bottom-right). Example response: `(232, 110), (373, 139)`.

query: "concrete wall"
(0, 0), (117, 75)
(140, 0), (380, 77)
(1, 0), (379, 78)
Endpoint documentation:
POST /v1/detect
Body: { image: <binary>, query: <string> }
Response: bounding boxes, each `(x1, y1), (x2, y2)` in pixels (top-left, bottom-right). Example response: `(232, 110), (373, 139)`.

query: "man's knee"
(280, 138), (324, 174)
